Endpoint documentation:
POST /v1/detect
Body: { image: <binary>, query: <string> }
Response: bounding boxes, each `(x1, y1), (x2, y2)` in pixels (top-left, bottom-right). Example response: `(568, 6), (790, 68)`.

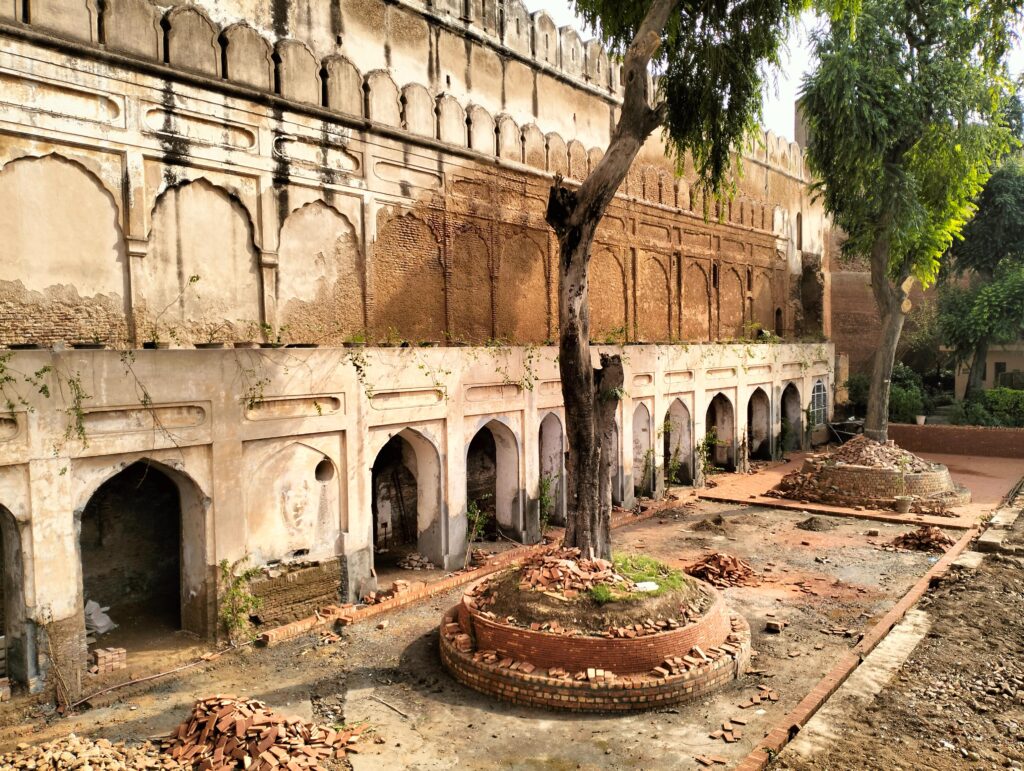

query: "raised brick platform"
(440, 580), (750, 712)
(805, 460), (972, 505)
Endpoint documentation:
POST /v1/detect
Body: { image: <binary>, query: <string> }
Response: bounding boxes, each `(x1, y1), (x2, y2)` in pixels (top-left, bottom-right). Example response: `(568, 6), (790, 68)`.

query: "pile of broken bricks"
(518, 547), (630, 597)
(89, 647), (127, 675)
(470, 548), (495, 568)
(397, 552), (435, 570)
(887, 525), (956, 553)
(685, 552), (760, 588)
(161, 695), (367, 770)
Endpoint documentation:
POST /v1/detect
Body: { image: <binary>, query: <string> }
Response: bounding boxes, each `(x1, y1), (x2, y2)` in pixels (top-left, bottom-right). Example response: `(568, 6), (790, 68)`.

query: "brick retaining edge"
(732, 525), (978, 771)
(440, 605), (751, 713)
(256, 500), (684, 646)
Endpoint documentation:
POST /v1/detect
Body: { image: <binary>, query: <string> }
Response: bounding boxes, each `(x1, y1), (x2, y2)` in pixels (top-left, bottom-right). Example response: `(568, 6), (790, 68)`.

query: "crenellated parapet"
(0, 0), (810, 181)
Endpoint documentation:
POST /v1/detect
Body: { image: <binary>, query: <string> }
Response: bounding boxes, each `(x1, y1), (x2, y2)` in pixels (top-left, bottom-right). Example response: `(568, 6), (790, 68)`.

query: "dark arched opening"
(372, 436), (421, 570)
(663, 400), (693, 485)
(782, 383), (803, 451)
(80, 462), (183, 657)
(705, 394), (736, 472)
(747, 388), (773, 461)
(1, 507), (28, 685)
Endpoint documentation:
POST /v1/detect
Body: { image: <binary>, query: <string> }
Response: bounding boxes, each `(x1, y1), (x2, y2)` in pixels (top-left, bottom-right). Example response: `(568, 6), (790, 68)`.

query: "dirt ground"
(775, 554), (1024, 771)
(0, 501), (947, 770)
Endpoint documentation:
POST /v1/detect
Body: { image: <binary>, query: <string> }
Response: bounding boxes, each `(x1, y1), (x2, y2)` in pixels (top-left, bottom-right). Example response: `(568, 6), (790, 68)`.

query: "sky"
(526, 2), (1023, 142)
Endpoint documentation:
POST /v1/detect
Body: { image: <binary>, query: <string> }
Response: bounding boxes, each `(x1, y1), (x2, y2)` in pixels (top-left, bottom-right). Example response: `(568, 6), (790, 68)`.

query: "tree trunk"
(864, 225), (911, 443)
(964, 334), (989, 399)
(545, 0), (677, 559)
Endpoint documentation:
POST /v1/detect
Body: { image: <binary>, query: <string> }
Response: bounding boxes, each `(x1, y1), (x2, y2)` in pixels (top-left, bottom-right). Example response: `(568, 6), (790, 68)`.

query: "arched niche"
(637, 252), (671, 342)
(247, 442), (343, 563)
(144, 178), (260, 344)
(590, 248), (627, 341)
(277, 201), (363, 344)
(496, 234), (547, 343)
(78, 459), (209, 640)
(747, 387), (772, 461)
(0, 154), (128, 346)
(719, 267), (745, 340)
(371, 428), (444, 571)
(371, 211), (445, 343)
(705, 393), (736, 472)
(682, 262), (711, 342)
(538, 413), (566, 526)
(663, 399), (693, 485)
(632, 402), (653, 496)
(466, 420), (522, 540)
(449, 227), (493, 344)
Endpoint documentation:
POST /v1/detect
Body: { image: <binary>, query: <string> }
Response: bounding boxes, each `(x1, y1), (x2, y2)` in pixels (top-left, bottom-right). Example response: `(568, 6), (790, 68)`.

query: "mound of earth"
(692, 514), (727, 534)
(796, 515), (836, 532)
(825, 435), (932, 472)
(472, 549), (710, 636)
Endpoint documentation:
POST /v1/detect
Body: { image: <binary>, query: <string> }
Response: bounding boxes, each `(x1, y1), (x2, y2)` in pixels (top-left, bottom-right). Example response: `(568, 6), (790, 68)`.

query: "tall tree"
(940, 157), (1024, 396)
(800, 0), (1015, 442)
(546, 0), (821, 558)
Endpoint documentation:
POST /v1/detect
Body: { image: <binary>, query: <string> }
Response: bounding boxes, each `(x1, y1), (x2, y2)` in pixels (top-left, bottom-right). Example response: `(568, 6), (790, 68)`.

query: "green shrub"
(845, 373), (870, 412)
(892, 362), (924, 391)
(589, 584), (614, 605)
(949, 399), (996, 426)
(982, 388), (1024, 427)
(888, 384), (925, 423)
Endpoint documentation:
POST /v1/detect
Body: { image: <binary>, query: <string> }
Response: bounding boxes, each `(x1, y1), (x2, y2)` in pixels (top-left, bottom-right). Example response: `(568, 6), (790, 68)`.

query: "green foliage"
(218, 557), (263, 644)
(696, 427), (721, 477)
(975, 387), (1024, 425)
(938, 158), (1024, 366)
(888, 384), (925, 423)
(845, 373), (871, 412)
(467, 495), (493, 545)
(613, 554), (685, 591)
(538, 474), (558, 535)
(588, 584), (615, 605)
(801, 0), (1016, 289)
(948, 398), (997, 425)
(571, 0), (834, 200)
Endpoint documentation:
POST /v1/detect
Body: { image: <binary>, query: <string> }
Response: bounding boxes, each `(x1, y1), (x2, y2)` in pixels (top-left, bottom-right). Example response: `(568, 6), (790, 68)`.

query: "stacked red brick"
(90, 647), (126, 674)
(161, 696), (366, 770)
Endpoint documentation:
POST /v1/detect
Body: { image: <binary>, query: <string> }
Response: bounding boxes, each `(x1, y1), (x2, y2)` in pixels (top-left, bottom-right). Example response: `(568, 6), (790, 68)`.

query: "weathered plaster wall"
(0, 0), (823, 349)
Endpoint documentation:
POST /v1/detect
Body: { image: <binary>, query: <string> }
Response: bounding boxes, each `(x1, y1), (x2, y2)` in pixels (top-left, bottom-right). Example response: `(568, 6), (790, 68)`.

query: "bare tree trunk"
(545, 0), (677, 559)
(964, 337), (989, 398)
(864, 226), (911, 443)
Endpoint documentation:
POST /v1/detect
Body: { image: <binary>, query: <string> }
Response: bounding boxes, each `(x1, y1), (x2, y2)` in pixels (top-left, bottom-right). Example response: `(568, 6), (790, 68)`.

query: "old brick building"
(0, 0), (832, 697)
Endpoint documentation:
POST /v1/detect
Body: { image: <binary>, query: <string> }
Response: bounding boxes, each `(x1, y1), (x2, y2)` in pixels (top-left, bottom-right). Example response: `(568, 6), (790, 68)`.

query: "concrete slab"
(782, 608), (932, 762)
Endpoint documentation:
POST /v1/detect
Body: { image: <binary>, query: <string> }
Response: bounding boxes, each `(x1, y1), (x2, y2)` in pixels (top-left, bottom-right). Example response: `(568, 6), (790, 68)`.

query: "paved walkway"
(698, 451), (1022, 531)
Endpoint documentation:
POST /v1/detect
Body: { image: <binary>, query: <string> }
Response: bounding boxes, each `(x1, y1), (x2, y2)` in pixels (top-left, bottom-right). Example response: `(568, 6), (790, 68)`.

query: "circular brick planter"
(439, 580), (751, 712)
(801, 459), (971, 507)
